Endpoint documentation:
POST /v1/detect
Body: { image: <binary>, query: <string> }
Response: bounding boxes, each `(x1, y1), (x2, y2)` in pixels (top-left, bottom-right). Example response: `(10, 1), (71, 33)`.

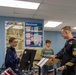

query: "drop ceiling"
(0, 0), (76, 32)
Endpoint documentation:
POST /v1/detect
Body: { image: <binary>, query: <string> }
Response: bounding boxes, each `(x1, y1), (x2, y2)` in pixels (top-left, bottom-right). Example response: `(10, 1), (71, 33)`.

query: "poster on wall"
(25, 22), (43, 48)
(5, 21), (24, 54)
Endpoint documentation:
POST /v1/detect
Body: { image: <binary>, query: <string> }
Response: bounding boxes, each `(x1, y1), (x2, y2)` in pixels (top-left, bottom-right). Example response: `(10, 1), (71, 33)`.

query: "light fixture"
(0, 0), (40, 10)
(73, 27), (76, 29)
(44, 21), (62, 28)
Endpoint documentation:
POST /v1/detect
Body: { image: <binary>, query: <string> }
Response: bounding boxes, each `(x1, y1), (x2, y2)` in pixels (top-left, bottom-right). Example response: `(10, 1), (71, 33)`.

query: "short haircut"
(61, 26), (71, 31)
(9, 37), (16, 43)
(45, 40), (51, 44)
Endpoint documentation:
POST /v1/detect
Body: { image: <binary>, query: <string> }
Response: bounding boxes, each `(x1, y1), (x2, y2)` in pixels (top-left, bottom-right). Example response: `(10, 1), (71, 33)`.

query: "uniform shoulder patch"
(73, 48), (76, 51)
(68, 41), (73, 45)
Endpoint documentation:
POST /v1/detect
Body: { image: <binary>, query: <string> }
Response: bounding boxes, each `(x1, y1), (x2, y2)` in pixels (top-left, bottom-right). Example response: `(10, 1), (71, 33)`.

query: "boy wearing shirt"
(41, 40), (54, 75)
(5, 37), (21, 75)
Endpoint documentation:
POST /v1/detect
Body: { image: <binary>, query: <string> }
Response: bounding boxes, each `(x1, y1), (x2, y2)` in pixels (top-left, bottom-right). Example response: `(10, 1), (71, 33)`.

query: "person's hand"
(58, 66), (65, 71)
(19, 56), (22, 60)
(18, 54), (22, 60)
(50, 55), (56, 59)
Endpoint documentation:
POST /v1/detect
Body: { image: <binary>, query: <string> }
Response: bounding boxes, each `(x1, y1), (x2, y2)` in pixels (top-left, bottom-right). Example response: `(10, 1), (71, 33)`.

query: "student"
(51, 26), (76, 75)
(41, 40), (54, 75)
(5, 37), (21, 75)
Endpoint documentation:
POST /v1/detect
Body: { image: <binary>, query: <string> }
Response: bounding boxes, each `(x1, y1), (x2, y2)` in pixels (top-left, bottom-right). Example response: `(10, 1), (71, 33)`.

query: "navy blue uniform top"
(5, 46), (20, 72)
(56, 37), (76, 75)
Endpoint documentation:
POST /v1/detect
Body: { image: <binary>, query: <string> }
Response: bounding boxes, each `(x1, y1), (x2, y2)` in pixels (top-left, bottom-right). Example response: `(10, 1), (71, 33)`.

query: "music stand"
(19, 49), (36, 73)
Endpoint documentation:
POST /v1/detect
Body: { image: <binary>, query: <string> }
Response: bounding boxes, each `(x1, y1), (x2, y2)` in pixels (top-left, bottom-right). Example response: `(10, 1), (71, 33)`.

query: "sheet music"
(37, 57), (49, 67)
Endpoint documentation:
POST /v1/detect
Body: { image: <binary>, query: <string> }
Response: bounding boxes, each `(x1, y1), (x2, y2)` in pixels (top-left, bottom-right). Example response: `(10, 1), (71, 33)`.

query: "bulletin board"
(25, 22), (43, 48)
(5, 21), (24, 54)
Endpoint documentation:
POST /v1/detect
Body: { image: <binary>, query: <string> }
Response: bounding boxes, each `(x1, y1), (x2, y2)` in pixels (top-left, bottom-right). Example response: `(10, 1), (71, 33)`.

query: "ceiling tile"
(35, 10), (75, 19)
(43, 0), (76, 7)
(0, 6), (14, 13)
(14, 8), (36, 14)
(38, 4), (76, 14)
(44, 27), (54, 31)
(13, 13), (33, 18)
(0, 12), (33, 18)
(33, 14), (53, 20)
(17, 0), (42, 3)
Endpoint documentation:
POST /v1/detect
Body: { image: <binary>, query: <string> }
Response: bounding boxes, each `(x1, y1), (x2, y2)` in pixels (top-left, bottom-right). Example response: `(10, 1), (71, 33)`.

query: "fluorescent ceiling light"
(44, 21), (62, 28)
(73, 27), (76, 29)
(0, 0), (40, 10)
(13, 26), (23, 29)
